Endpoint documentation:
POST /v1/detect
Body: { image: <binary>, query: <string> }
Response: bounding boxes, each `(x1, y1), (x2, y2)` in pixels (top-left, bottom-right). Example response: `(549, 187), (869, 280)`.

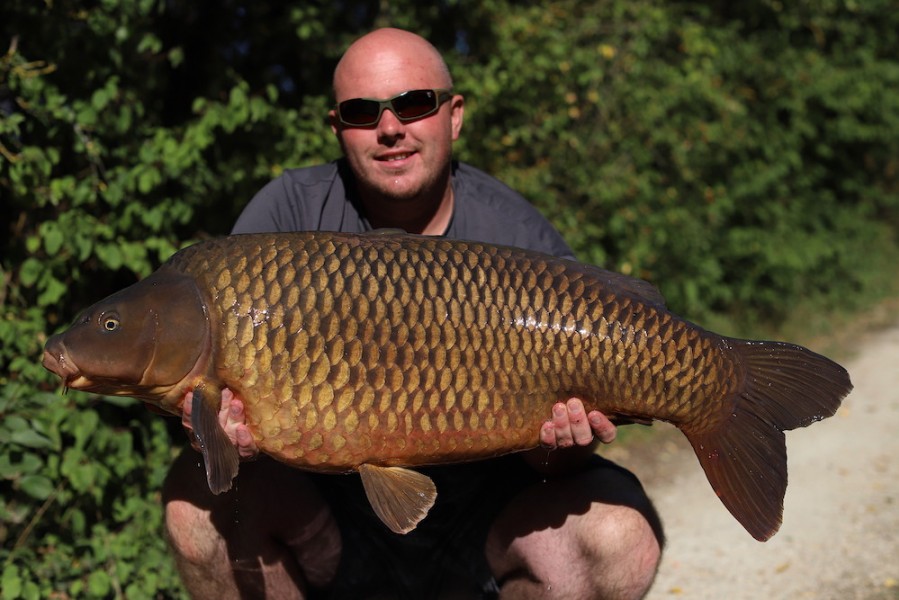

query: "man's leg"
(485, 460), (663, 600)
(162, 449), (341, 599)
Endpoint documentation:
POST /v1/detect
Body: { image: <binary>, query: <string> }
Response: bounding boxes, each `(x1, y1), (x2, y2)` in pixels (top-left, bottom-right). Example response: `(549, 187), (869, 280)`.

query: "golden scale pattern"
(166, 232), (740, 471)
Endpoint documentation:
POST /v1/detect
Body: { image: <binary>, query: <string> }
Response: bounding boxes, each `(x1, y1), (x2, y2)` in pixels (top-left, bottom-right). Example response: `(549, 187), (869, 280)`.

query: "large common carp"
(42, 231), (851, 540)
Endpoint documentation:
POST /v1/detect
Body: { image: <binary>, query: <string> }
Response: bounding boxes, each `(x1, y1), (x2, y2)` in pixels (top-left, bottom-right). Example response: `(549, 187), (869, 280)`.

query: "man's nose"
(376, 108), (406, 141)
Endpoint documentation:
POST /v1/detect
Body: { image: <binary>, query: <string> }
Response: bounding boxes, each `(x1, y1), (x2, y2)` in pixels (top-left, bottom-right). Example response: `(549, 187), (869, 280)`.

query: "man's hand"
(181, 388), (259, 459)
(522, 398), (615, 475)
(540, 398), (616, 448)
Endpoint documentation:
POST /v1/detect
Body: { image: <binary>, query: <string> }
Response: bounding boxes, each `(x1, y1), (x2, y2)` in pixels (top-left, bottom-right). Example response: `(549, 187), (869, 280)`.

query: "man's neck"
(362, 186), (455, 236)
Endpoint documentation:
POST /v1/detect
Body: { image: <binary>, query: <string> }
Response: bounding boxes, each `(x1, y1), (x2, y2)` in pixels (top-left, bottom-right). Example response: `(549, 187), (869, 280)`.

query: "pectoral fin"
(191, 385), (240, 495)
(358, 464), (437, 534)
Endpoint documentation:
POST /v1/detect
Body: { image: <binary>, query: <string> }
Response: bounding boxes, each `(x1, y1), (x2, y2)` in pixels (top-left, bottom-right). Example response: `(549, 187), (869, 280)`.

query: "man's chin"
(366, 179), (427, 203)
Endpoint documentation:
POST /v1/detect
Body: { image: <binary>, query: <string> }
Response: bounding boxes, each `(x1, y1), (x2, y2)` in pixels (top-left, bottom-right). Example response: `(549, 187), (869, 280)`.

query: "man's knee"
(581, 503), (662, 597)
(487, 459), (664, 599)
(489, 502), (661, 599)
(165, 499), (222, 564)
(162, 450), (224, 564)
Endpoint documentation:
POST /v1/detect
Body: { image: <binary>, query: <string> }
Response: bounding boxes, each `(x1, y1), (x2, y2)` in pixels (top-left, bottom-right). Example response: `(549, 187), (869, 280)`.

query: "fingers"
(181, 391), (202, 451)
(541, 400), (580, 449)
(181, 392), (193, 424)
(180, 388), (259, 459)
(221, 392), (259, 459)
(218, 387), (236, 428)
(540, 398), (618, 448)
(587, 410), (617, 444)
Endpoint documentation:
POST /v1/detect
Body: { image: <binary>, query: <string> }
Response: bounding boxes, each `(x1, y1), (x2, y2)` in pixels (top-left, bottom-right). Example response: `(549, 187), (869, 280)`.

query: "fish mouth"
(43, 347), (73, 378)
(41, 349), (120, 393)
(41, 347), (83, 389)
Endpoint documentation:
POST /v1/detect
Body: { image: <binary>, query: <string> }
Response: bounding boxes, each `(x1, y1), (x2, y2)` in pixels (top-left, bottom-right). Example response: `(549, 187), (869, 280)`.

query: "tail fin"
(683, 340), (852, 541)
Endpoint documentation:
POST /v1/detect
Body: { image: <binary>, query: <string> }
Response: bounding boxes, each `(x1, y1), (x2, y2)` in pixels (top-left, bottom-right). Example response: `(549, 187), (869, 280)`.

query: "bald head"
(333, 28), (453, 101)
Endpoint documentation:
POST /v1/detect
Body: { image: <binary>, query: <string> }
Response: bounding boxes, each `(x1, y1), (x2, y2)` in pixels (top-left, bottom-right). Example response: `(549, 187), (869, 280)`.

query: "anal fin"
(191, 385), (240, 495)
(358, 464), (437, 534)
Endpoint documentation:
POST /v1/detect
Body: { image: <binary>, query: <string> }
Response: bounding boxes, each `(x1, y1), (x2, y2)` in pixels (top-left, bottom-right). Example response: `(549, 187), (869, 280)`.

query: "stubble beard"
(358, 164), (451, 230)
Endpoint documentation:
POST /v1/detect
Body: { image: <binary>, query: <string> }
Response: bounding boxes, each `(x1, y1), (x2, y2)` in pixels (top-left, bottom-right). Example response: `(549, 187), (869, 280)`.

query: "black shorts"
(308, 454), (638, 600)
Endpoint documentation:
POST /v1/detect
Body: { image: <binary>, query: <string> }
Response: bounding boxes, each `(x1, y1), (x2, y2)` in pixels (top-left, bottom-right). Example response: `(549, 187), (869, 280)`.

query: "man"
(163, 28), (663, 599)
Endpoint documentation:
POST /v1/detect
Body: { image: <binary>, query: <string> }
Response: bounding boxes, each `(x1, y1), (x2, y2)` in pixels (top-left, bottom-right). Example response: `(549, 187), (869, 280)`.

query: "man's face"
(329, 48), (464, 204)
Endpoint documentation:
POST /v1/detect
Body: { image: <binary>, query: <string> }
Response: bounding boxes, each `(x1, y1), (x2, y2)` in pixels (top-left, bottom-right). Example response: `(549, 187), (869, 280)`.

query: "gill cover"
(51, 269), (209, 400)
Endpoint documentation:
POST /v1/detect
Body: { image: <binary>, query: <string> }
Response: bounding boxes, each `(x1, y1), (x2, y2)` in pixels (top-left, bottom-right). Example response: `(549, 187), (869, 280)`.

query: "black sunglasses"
(336, 89), (453, 127)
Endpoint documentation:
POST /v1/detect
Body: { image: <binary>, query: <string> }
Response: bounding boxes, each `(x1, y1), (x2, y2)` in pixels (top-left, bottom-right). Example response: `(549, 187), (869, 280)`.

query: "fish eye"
(101, 314), (121, 332)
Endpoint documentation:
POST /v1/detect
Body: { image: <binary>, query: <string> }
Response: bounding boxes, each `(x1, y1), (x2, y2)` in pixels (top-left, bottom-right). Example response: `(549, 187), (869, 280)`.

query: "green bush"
(2, 1), (898, 596)
(452, 0), (899, 321)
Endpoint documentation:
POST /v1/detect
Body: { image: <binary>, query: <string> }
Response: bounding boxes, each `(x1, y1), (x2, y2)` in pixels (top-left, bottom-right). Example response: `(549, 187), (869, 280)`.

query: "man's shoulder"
(231, 160), (355, 234)
(452, 162), (575, 258)
(454, 162), (526, 205)
(454, 162), (554, 224)
(274, 161), (343, 189)
(250, 161), (345, 208)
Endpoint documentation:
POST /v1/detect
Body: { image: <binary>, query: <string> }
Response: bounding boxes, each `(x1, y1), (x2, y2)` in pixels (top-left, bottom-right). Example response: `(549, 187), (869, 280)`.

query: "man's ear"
(328, 109), (341, 136)
(450, 94), (465, 140)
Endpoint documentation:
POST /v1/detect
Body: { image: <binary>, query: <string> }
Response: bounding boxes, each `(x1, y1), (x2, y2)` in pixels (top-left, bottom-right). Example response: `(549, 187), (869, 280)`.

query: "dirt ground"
(605, 317), (899, 600)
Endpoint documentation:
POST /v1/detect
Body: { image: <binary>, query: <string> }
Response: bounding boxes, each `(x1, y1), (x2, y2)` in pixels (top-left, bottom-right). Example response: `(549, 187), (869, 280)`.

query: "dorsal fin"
(358, 464), (437, 534)
(365, 228), (408, 236)
(576, 263), (667, 308)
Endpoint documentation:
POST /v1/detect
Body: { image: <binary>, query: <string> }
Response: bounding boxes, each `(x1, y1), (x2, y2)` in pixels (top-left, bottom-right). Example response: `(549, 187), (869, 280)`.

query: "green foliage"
(452, 0), (899, 321)
(0, 383), (184, 598)
(2, 0), (898, 596)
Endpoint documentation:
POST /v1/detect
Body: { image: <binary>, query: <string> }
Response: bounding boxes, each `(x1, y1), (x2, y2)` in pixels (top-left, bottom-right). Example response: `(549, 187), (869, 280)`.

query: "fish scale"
(43, 230), (851, 539)
(164, 233), (734, 470)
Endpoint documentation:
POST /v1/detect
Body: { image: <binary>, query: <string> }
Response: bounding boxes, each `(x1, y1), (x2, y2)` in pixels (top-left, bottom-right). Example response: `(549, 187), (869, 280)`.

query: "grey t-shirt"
(230, 159), (577, 597)
(232, 159), (575, 260)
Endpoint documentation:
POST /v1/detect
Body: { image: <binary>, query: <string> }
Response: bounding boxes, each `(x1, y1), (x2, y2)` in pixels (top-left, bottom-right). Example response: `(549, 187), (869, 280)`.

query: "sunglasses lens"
(392, 90), (439, 119)
(338, 99), (381, 125)
(337, 90), (449, 126)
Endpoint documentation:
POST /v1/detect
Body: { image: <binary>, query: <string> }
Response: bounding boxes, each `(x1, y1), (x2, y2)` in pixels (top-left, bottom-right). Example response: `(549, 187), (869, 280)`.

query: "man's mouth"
(378, 152), (414, 163)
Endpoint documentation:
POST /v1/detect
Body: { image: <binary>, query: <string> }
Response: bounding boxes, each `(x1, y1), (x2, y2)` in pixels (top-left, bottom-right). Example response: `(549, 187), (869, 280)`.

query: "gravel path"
(606, 321), (899, 600)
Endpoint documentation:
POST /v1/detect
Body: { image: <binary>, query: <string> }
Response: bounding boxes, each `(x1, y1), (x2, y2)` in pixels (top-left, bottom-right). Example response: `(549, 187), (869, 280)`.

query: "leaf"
(74, 232), (93, 261)
(25, 235), (41, 253)
(91, 87), (110, 111)
(17, 453), (44, 475)
(136, 166), (161, 194)
(95, 244), (124, 270)
(87, 570), (111, 597)
(137, 33), (162, 54)
(41, 222), (65, 256)
(1, 565), (23, 600)
(18, 258), (43, 287)
(10, 429), (56, 450)
(3, 415), (30, 431)
(37, 276), (67, 306)
(19, 474), (55, 500)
